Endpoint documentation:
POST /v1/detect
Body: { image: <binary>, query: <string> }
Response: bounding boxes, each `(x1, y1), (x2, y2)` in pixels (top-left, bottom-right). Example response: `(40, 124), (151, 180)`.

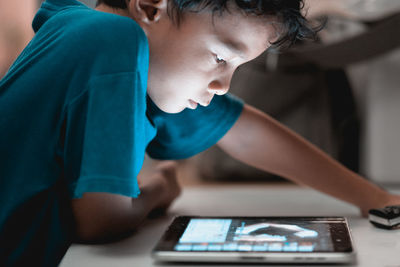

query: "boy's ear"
(129, 0), (168, 24)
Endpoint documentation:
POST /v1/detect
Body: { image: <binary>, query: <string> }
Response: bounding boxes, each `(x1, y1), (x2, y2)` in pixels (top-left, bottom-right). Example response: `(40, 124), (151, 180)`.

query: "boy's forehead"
(210, 11), (277, 57)
(217, 35), (246, 58)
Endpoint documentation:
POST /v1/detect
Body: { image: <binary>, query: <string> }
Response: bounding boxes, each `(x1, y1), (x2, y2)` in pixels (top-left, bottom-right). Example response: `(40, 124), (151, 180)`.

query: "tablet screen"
(153, 216), (354, 263)
(171, 217), (347, 253)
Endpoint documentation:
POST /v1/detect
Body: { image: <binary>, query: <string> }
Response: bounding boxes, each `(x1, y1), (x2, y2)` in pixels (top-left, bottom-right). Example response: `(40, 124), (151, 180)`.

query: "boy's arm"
(71, 161), (181, 243)
(218, 104), (400, 216)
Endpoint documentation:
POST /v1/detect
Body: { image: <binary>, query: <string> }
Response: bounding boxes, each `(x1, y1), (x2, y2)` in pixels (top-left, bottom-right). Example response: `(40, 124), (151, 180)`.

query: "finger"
(156, 160), (177, 169)
(158, 161), (178, 178)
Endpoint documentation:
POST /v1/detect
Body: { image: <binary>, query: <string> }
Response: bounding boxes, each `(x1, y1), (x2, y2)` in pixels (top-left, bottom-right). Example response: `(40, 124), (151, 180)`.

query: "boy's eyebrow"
(219, 37), (246, 58)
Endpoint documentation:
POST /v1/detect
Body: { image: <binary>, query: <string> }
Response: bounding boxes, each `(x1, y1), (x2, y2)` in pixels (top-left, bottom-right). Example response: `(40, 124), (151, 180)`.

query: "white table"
(60, 184), (400, 267)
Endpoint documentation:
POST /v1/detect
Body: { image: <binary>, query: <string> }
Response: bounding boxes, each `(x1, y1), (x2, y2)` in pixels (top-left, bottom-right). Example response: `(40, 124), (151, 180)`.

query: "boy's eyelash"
(214, 54), (226, 64)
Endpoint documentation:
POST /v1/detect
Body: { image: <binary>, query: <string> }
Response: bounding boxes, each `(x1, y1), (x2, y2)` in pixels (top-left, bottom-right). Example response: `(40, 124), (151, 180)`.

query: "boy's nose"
(207, 80), (230, 95)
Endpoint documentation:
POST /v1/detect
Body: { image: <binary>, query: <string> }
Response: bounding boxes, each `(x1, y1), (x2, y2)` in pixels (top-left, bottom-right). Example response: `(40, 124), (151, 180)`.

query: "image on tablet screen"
(174, 218), (334, 252)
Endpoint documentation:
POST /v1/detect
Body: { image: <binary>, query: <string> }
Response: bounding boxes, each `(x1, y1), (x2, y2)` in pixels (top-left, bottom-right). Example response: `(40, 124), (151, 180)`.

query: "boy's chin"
(155, 103), (186, 114)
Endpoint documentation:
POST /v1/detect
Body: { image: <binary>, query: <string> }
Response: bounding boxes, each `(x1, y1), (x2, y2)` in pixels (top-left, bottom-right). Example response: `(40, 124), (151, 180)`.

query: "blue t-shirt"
(0, 0), (243, 265)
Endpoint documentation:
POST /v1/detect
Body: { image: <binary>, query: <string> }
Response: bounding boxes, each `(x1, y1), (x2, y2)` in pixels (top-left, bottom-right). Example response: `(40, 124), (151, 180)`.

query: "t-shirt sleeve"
(64, 72), (148, 199)
(146, 93), (244, 160)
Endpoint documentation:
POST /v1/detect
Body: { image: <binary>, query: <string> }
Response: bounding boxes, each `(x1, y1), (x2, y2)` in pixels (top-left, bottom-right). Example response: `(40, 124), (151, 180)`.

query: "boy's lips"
(188, 96), (213, 109)
(198, 96), (214, 107)
(188, 99), (198, 109)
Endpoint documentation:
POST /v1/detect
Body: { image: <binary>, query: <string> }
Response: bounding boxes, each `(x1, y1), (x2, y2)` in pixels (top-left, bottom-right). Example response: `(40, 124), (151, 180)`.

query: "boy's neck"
(95, 4), (131, 18)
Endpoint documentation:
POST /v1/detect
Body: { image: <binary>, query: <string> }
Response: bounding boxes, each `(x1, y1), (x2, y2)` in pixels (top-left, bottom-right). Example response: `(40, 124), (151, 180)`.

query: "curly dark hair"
(96, 0), (318, 48)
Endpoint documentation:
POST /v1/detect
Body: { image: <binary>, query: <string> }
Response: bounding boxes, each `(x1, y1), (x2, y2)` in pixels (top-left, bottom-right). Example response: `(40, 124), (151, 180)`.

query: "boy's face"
(132, 2), (278, 113)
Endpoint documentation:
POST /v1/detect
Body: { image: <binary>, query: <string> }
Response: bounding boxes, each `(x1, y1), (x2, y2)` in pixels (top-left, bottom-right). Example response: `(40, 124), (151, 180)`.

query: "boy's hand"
(138, 160), (182, 212)
(72, 160), (181, 242)
(361, 194), (400, 218)
(384, 194), (400, 207)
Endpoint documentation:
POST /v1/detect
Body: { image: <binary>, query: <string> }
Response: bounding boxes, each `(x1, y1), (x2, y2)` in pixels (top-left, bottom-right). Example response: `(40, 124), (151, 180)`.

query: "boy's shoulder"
(30, 0), (149, 75)
(34, 0), (148, 56)
(75, 10), (147, 46)
(63, 9), (147, 52)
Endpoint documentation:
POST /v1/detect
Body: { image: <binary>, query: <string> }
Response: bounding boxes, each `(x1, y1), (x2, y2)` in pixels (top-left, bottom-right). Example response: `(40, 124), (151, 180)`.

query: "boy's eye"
(214, 54), (226, 64)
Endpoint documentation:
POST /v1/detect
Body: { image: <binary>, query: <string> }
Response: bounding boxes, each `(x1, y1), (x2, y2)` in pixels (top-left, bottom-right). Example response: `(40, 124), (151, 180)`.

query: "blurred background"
(1, 0), (399, 187)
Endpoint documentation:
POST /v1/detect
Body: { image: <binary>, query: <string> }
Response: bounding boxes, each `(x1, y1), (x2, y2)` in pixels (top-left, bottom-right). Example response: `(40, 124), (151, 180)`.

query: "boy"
(0, 0), (399, 266)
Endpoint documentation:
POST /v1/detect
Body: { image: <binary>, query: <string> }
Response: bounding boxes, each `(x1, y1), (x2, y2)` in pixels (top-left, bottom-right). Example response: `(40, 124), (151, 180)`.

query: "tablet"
(152, 216), (356, 264)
